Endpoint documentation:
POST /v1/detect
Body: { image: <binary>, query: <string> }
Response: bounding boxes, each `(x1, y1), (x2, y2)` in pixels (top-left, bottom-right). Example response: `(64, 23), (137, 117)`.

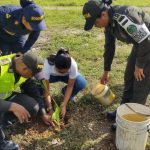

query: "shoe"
(107, 110), (117, 120)
(0, 140), (19, 150)
(111, 123), (117, 131)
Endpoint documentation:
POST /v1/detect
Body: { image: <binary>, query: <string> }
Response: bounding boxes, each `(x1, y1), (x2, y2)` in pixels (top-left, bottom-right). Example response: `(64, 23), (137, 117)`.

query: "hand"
(61, 105), (67, 119)
(9, 102), (30, 123)
(41, 114), (55, 126)
(100, 71), (109, 85)
(134, 65), (145, 81)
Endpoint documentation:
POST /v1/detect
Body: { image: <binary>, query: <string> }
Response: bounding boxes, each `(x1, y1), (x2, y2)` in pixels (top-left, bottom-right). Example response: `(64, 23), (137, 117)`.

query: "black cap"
(83, 0), (105, 31)
(22, 51), (43, 75)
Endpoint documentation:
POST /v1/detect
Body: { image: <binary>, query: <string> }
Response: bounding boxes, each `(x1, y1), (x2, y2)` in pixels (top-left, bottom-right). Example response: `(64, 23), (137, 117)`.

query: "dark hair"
(47, 48), (71, 70)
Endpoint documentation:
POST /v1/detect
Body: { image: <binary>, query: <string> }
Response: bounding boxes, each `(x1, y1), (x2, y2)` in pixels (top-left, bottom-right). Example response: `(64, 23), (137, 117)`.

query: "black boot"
(0, 127), (19, 150)
(107, 110), (117, 120)
(111, 123), (117, 131)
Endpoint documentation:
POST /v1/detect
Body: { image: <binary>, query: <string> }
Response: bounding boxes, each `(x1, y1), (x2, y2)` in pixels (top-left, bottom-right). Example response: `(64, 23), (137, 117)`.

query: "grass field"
(1, 0), (150, 150)
(0, 0), (150, 6)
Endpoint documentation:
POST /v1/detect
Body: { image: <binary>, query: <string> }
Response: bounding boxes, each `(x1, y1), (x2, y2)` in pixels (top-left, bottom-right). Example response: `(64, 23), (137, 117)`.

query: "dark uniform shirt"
(104, 5), (150, 71)
(0, 5), (40, 52)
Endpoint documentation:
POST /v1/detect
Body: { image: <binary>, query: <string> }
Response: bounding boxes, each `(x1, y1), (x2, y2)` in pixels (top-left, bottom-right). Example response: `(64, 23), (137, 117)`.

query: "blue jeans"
(49, 73), (87, 101)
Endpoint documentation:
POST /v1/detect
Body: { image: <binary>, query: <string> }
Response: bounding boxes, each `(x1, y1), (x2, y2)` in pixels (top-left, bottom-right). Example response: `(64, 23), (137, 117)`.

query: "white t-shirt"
(42, 57), (78, 80)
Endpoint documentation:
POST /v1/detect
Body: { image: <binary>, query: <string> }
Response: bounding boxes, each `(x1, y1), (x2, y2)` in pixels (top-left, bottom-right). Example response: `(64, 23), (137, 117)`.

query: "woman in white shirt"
(42, 48), (87, 122)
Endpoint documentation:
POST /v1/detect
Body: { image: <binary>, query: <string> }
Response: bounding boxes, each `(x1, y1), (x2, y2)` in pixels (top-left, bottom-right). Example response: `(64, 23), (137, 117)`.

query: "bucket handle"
(148, 124), (150, 133)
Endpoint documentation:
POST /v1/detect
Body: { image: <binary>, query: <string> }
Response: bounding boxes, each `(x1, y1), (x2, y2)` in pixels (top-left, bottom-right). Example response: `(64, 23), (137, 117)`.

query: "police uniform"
(103, 6), (150, 104)
(0, 53), (45, 150)
(0, 0), (46, 55)
(83, 0), (150, 105)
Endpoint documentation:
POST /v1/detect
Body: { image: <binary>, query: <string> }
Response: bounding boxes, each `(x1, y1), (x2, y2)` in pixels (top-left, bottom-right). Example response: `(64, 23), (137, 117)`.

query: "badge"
(14, 21), (19, 25)
(127, 25), (137, 35)
(84, 13), (91, 19)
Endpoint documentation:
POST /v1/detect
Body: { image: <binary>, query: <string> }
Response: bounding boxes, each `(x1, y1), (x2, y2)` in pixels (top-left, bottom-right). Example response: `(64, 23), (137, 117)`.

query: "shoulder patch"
(113, 13), (150, 43)
(5, 14), (11, 19)
(0, 58), (11, 66)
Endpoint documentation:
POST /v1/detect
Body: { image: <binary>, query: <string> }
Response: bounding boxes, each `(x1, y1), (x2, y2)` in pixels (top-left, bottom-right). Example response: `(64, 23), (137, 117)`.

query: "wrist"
(9, 102), (16, 112)
(104, 71), (109, 75)
(61, 102), (67, 108)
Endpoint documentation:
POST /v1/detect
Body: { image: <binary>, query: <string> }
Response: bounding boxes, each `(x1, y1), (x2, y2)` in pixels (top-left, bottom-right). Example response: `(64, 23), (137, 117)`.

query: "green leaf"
(52, 99), (61, 128)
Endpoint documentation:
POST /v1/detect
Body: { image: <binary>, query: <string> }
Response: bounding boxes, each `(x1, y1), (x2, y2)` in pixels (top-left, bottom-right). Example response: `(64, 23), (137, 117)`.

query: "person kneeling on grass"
(42, 48), (87, 120)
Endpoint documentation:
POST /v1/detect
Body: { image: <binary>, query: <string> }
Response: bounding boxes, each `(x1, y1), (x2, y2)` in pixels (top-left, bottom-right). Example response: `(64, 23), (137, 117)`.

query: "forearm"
(43, 80), (52, 108)
(0, 100), (12, 112)
(104, 30), (116, 71)
(22, 31), (40, 53)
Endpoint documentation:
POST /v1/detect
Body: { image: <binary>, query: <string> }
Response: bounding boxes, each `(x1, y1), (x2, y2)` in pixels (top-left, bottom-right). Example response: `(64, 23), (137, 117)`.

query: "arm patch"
(113, 13), (150, 43)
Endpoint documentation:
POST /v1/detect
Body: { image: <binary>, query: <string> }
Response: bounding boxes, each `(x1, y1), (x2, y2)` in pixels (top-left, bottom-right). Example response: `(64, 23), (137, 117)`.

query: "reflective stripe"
(0, 92), (12, 99)
(0, 54), (27, 100)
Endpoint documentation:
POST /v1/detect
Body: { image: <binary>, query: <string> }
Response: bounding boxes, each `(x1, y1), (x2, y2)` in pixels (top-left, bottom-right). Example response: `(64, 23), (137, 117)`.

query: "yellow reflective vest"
(0, 54), (27, 99)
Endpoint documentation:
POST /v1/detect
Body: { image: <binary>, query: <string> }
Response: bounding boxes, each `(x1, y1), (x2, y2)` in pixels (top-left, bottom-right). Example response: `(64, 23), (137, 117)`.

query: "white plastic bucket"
(91, 83), (115, 105)
(116, 103), (150, 150)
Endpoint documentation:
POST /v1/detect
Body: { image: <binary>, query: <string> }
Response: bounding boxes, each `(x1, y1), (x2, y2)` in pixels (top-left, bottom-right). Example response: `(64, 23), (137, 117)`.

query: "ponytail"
(47, 48), (71, 69)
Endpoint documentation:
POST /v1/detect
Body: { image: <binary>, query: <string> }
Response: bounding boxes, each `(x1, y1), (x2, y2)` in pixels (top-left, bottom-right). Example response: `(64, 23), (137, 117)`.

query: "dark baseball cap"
(22, 51), (43, 75)
(83, 0), (105, 31)
(23, 3), (46, 31)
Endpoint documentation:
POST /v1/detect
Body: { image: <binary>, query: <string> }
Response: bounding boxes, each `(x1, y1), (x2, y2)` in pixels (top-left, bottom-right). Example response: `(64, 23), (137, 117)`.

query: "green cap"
(22, 51), (43, 75)
(83, 0), (105, 31)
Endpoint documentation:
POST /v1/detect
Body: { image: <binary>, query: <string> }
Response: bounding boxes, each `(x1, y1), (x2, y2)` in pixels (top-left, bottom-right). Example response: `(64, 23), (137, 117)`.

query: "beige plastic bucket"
(91, 83), (115, 105)
(116, 103), (150, 150)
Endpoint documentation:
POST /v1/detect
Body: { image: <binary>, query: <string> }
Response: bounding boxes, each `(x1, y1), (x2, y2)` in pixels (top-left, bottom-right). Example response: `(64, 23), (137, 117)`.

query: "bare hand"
(134, 65), (145, 81)
(100, 71), (109, 85)
(41, 114), (55, 126)
(61, 105), (66, 119)
(9, 102), (30, 123)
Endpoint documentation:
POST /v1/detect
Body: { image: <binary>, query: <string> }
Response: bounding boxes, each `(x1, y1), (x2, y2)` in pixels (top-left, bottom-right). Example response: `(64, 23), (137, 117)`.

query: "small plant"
(52, 99), (61, 131)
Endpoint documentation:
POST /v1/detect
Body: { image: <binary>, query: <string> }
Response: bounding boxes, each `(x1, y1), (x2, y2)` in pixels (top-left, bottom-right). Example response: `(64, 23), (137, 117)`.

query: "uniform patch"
(113, 13), (150, 43)
(31, 15), (44, 21)
(127, 25), (137, 34)
(83, 13), (91, 19)
(5, 14), (11, 19)
(14, 21), (19, 25)
(37, 64), (43, 70)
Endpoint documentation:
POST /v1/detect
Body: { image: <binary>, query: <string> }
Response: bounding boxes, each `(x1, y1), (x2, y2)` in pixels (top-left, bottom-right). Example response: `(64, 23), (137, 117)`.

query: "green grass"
(0, 0), (150, 6)
(1, 0), (150, 149)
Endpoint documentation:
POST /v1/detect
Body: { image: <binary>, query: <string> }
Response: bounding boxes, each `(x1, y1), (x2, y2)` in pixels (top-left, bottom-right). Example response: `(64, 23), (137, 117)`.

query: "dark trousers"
(121, 46), (150, 104)
(0, 36), (26, 55)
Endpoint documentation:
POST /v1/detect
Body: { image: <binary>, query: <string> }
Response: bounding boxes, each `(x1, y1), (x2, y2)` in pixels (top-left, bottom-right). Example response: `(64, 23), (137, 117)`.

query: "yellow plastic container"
(91, 83), (115, 105)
